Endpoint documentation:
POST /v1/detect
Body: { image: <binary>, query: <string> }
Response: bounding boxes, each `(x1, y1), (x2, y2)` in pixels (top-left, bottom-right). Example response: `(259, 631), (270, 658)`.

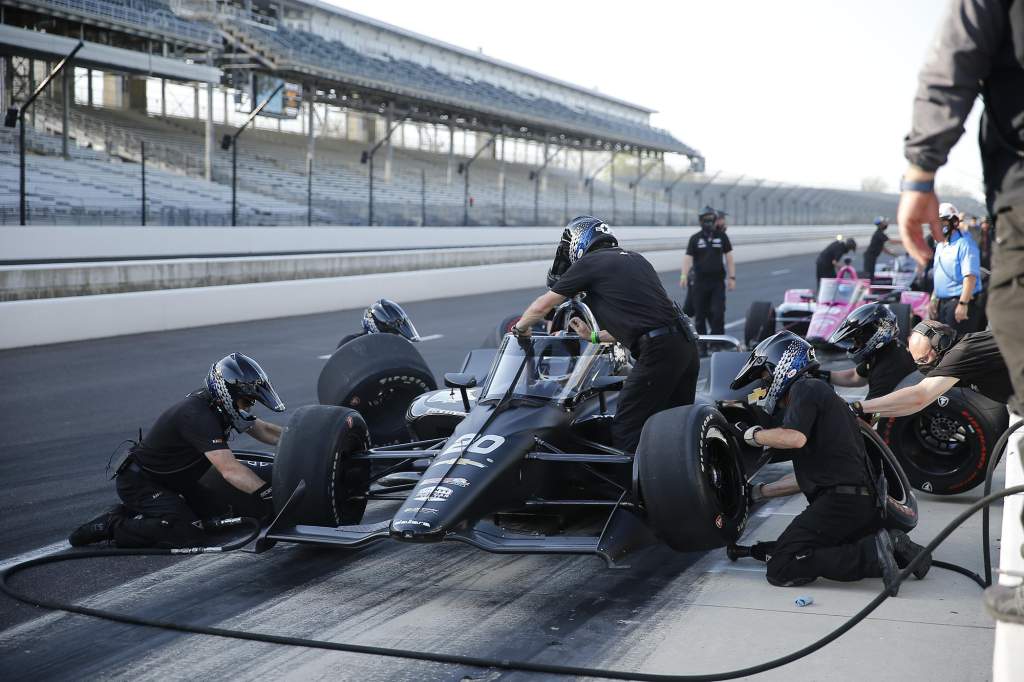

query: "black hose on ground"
(3, 488), (1021, 682)
(981, 418), (1024, 585)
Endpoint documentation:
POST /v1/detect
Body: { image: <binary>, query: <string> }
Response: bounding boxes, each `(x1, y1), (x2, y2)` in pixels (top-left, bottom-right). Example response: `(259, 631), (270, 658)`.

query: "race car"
(229, 298), (920, 565)
(744, 264), (931, 350)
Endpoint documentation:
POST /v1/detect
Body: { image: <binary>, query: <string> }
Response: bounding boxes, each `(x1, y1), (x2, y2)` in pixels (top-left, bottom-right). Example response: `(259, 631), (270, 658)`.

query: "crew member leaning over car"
(514, 215), (700, 453)
(853, 320), (1014, 420)
(825, 303), (917, 400)
(728, 332), (930, 595)
(68, 353), (285, 549)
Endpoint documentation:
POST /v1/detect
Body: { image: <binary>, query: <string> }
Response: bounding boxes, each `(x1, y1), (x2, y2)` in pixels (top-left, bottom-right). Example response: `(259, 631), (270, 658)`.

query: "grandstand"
(0, 0), (984, 226)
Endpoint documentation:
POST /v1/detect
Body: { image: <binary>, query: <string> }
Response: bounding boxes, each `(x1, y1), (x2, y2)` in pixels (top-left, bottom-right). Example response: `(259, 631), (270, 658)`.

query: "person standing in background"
(931, 202), (983, 335)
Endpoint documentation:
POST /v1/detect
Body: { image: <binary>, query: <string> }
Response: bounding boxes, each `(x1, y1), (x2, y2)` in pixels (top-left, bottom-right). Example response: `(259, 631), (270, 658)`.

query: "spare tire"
(860, 421), (918, 532)
(744, 301), (775, 349)
(336, 332), (364, 349)
(636, 403), (749, 551)
(887, 303), (912, 343)
(273, 405), (371, 527)
(317, 333), (436, 446)
(481, 314), (523, 348)
(877, 376), (1009, 495)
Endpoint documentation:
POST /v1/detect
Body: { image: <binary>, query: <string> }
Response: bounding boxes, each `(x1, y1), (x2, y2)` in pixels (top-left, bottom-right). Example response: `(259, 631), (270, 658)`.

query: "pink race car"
(744, 264), (931, 350)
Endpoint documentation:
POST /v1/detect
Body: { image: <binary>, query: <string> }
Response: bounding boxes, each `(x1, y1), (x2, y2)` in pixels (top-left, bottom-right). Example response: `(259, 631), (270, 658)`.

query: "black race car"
(245, 299), (918, 565)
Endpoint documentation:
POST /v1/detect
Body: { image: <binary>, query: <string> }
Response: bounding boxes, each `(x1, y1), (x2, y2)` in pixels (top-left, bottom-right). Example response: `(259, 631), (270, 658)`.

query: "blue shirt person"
(932, 203), (983, 334)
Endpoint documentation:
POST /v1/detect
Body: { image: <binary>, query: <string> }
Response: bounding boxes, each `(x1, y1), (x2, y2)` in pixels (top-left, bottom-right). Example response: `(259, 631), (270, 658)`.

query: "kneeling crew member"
(827, 303), (917, 399)
(730, 332), (929, 593)
(515, 215), (700, 453)
(69, 353), (285, 548)
(682, 206), (735, 334)
(856, 321), (1014, 418)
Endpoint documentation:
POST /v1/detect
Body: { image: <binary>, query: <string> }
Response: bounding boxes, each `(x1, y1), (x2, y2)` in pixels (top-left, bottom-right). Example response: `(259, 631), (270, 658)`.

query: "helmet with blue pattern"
(730, 331), (819, 415)
(563, 215), (618, 264)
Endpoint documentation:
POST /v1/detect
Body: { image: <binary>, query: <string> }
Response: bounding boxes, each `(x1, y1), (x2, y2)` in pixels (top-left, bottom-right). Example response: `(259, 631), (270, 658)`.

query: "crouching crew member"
(826, 303), (917, 399)
(69, 353), (285, 548)
(856, 321), (1014, 418)
(729, 332), (930, 594)
(515, 215), (700, 453)
(682, 206), (735, 335)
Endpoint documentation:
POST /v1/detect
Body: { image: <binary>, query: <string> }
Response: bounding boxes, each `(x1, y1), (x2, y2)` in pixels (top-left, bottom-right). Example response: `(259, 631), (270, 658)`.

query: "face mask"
(701, 219), (715, 234)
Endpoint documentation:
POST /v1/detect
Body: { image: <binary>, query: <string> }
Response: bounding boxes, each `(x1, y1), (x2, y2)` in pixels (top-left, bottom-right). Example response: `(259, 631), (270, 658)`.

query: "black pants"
(988, 205), (1024, 416)
(751, 491), (882, 587)
(935, 296), (982, 335)
(111, 466), (226, 548)
(691, 278), (726, 335)
(815, 260), (833, 289)
(613, 333), (699, 453)
(863, 254), (878, 280)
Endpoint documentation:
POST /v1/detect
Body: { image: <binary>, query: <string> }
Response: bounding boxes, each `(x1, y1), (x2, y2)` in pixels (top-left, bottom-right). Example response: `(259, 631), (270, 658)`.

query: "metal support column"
(61, 63), (70, 159)
(384, 101), (394, 182)
(306, 85), (315, 226)
(446, 124), (454, 185)
(141, 141), (146, 225)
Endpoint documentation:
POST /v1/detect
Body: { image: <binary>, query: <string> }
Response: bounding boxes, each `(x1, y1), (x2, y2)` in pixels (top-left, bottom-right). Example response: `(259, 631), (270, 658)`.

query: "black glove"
(253, 482), (274, 518)
(849, 401), (867, 420)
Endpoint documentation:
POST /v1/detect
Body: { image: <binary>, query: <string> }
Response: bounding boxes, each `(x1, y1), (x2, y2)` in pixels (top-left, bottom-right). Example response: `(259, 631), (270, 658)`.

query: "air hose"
(3, 476), (1022, 680)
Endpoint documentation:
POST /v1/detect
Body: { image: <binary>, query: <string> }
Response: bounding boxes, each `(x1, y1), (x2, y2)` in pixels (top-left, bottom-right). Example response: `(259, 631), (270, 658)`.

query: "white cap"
(938, 202), (959, 219)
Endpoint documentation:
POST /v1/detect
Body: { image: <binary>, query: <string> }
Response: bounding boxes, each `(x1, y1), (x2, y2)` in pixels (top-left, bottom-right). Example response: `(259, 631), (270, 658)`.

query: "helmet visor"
(730, 352), (767, 390)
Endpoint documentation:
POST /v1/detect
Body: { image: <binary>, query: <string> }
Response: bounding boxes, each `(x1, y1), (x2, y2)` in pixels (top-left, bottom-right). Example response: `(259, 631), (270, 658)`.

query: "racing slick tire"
(273, 405), (371, 526)
(859, 420), (918, 532)
(336, 332), (363, 349)
(877, 374), (1009, 495)
(318, 333), (436, 446)
(636, 403), (748, 551)
(887, 302), (912, 342)
(744, 301), (775, 349)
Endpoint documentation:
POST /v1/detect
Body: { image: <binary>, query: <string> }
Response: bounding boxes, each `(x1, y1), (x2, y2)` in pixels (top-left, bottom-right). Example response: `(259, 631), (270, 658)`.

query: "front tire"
(273, 405), (371, 526)
(636, 403), (749, 551)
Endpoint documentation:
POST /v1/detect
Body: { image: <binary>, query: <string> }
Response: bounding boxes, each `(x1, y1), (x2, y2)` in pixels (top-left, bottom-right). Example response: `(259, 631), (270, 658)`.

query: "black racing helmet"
(731, 331), (819, 415)
(206, 352), (285, 433)
(362, 299), (420, 341)
(828, 303), (898, 364)
(563, 215), (618, 264)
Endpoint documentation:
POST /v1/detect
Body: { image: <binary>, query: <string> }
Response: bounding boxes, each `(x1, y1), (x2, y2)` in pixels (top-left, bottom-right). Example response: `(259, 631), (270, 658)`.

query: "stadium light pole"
(4, 40), (83, 225)
(361, 116), (403, 226)
(629, 151), (658, 226)
(457, 132), (496, 226)
(584, 151), (615, 216)
(221, 82), (283, 227)
(531, 144), (562, 226)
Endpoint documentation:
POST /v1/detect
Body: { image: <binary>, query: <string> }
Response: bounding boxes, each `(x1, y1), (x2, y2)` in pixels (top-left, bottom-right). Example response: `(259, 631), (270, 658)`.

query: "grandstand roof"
(300, 0), (658, 116)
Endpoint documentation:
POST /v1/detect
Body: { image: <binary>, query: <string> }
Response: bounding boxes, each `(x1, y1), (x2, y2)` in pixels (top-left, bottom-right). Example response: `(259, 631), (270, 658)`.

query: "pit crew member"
(729, 332), (930, 594)
(68, 353), (285, 548)
(931, 202), (983, 334)
(815, 237), (857, 286)
(516, 215), (700, 453)
(826, 303), (917, 400)
(681, 205), (735, 334)
(863, 217), (900, 279)
(337, 299), (421, 348)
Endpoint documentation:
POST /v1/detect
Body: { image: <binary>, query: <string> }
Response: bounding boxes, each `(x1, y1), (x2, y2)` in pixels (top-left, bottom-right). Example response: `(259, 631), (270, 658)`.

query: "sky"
(326, 0), (985, 197)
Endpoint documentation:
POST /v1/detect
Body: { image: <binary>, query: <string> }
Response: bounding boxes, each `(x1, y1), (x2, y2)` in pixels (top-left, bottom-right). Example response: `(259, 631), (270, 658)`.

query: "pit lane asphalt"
(0, 253), (821, 678)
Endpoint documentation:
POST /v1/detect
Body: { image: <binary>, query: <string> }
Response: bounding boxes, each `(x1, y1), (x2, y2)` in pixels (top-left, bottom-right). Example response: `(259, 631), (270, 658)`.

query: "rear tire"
(878, 386), (1008, 495)
(273, 405), (371, 526)
(744, 301), (775, 349)
(636, 404), (749, 551)
(317, 333), (436, 446)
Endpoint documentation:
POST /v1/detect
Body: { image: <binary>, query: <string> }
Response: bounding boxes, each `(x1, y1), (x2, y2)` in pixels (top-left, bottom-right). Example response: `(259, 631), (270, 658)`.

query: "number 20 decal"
(443, 433), (506, 456)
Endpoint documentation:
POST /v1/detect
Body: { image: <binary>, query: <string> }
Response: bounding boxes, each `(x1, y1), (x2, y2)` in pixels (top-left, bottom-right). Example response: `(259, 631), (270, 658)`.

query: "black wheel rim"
(900, 407), (973, 477)
(705, 426), (744, 519)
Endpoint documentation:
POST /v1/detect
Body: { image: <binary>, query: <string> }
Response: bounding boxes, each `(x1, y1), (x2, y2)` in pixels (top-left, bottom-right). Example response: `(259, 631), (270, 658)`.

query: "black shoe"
(983, 584), (1024, 625)
(889, 530), (931, 579)
(68, 504), (125, 547)
(727, 544), (751, 562)
(874, 529), (900, 597)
